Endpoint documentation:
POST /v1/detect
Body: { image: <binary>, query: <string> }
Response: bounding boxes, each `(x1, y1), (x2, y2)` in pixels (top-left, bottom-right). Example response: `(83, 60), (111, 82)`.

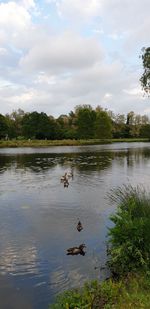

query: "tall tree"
(95, 110), (112, 139)
(7, 109), (25, 137)
(22, 112), (57, 139)
(112, 114), (126, 138)
(140, 47), (150, 94)
(0, 114), (8, 139)
(75, 105), (96, 139)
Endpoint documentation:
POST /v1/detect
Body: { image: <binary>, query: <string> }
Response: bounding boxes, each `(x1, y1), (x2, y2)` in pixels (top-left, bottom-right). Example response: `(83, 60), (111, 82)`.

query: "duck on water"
(77, 220), (83, 232)
(66, 244), (86, 256)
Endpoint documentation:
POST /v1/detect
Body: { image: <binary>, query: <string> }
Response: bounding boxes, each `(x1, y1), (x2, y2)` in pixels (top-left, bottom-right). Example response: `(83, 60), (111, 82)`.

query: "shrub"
(50, 279), (122, 309)
(107, 185), (150, 276)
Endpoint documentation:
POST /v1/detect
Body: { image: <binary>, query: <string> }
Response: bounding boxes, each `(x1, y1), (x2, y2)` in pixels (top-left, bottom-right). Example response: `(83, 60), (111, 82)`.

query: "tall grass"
(50, 274), (150, 308)
(108, 185), (150, 276)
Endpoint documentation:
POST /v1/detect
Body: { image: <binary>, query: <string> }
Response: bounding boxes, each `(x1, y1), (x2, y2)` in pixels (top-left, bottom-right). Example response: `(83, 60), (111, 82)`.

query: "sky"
(0, 0), (149, 118)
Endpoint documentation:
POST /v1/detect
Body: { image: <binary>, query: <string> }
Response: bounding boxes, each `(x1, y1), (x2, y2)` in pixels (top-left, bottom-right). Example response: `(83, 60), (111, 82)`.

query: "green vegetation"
(140, 47), (150, 94)
(108, 185), (150, 276)
(51, 185), (150, 308)
(1, 105), (150, 142)
(0, 138), (148, 148)
(50, 274), (150, 309)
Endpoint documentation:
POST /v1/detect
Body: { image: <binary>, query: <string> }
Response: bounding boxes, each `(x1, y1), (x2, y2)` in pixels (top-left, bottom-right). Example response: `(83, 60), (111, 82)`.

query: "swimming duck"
(66, 244), (86, 256)
(67, 169), (73, 178)
(77, 220), (83, 232)
(60, 172), (68, 182)
(64, 179), (69, 188)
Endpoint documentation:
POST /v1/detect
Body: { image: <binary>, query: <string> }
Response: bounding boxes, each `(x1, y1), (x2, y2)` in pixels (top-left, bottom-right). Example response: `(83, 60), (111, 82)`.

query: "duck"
(60, 172), (68, 182)
(66, 244), (86, 256)
(77, 220), (83, 232)
(64, 179), (69, 188)
(67, 168), (74, 178)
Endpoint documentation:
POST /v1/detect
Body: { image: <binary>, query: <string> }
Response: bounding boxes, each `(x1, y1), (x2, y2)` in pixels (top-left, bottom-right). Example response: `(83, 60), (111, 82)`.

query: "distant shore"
(0, 138), (149, 148)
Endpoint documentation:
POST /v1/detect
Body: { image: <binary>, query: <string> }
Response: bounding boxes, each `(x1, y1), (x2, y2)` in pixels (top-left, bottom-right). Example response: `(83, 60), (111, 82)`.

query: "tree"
(95, 110), (112, 139)
(22, 112), (57, 139)
(75, 105), (96, 139)
(8, 109), (25, 137)
(140, 124), (150, 138)
(140, 47), (150, 94)
(112, 114), (126, 138)
(0, 114), (8, 139)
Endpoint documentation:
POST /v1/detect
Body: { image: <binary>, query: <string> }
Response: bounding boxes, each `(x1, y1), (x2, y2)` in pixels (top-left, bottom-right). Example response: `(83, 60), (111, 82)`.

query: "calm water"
(0, 142), (150, 309)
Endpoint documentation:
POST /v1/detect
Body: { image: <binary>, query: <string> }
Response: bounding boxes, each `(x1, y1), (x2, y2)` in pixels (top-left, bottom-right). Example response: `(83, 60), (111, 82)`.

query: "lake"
(0, 142), (150, 309)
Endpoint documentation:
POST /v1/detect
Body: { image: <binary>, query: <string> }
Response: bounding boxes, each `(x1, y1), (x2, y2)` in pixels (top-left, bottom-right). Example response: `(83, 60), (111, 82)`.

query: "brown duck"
(66, 244), (86, 256)
(77, 220), (83, 232)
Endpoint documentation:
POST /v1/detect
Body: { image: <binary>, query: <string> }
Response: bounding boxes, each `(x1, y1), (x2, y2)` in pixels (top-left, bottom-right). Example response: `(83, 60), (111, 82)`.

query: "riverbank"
(50, 273), (150, 308)
(0, 138), (149, 148)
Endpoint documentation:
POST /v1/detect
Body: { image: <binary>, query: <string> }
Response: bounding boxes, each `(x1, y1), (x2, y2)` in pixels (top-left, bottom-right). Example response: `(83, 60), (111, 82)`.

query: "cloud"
(0, 1), (32, 34)
(0, 0), (149, 118)
(57, 0), (101, 20)
(56, 0), (150, 50)
(20, 32), (104, 73)
(21, 0), (36, 9)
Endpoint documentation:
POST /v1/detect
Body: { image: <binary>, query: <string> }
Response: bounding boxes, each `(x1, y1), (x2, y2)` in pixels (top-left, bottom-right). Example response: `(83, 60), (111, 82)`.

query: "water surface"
(0, 142), (150, 308)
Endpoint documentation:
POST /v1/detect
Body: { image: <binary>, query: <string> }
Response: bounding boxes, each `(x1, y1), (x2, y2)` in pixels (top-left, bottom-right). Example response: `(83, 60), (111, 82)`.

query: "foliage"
(50, 279), (119, 309)
(0, 114), (9, 139)
(140, 124), (150, 138)
(50, 273), (150, 308)
(22, 111), (57, 139)
(0, 106), (150, 140)
(95, 110), (112, 139)
(140, 47), (150, 94)
(75, 105), (96, 139)
(108, 185), (150, 276)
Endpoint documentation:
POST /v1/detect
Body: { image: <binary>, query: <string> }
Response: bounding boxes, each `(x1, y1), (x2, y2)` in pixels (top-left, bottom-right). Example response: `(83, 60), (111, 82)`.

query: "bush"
(107, 185), (150, 276)
(50, 279), (122, 309)
(50, 274), (150, 308)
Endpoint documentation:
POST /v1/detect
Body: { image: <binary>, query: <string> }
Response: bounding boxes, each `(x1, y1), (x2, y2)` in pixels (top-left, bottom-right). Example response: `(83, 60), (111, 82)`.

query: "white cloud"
(123, 86), (144, 96)
(0, 2), (31, 31)
(0, 0), (149, 118)
(20, 32), (104, 73)
(58, 0), (101, 20)
(21, 0), (36, 9)
(56, 0), (150, 50)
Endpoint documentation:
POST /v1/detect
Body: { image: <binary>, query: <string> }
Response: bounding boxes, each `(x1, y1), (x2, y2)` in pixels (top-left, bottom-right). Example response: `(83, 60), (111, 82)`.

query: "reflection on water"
(0, 143), (150, 308)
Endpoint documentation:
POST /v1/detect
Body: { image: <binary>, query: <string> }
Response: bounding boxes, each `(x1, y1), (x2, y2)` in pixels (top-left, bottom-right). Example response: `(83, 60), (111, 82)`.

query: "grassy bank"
(0, 138), (149, 148)
(50, 273), (150, 308)
(51, 185), (150, 308)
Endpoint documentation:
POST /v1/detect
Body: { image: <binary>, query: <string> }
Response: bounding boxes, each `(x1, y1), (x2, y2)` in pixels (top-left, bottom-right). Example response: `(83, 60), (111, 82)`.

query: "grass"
(0, 138), (149, 148)
(108, 185), (150, 276)
(50, 273), (150, 308)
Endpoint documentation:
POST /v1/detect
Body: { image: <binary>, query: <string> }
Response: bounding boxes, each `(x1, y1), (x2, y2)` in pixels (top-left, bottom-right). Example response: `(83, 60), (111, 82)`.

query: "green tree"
(75, 105), (96, 139)
(140, 124), (150, 138)
(22, 112), (57, 139)
(112, 114), (126, 138)
(8, 109), (25, 137)
(95, 110), (112, 139)
(0, 114), (8, 139)
(140, 47), (150, 93)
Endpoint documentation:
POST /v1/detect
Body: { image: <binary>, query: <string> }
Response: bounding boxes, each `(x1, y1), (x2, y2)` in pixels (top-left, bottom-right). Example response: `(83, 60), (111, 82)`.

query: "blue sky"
(0, 0), (149, 117)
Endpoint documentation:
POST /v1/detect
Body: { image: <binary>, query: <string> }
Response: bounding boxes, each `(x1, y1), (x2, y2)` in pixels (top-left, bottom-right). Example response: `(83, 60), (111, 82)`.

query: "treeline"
(0, 105), (150, 140)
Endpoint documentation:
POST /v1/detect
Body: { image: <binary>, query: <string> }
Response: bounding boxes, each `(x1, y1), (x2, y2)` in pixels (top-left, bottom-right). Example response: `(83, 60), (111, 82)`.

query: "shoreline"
(0, 138), (149, 148)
